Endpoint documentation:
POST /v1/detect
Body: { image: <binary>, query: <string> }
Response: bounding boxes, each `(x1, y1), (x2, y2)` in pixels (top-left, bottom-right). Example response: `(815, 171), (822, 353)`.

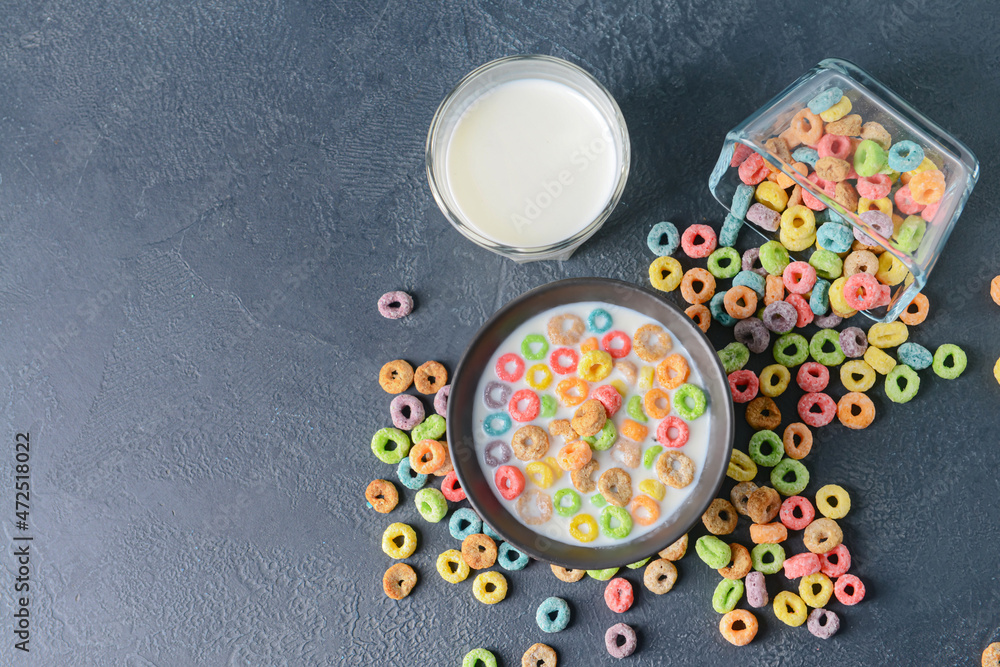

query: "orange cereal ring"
(685, 304), (711, 332)
(414, 360), (448, 394)
(765, 274), (785, 306)
(907, 169), (945, 205)
(724, 285), (758, 319)
(581, 336), (598, 352)
(790, 108), (824, 146)
(409, 439), (447, 474)
(379, 359), (414, 394)
(898, 293), (929, 326)
(782, 422), (813, 460)
(749, 521), (788, 544)
(365, 479), (399, 514)
(680, 268), (717, 305)
(643, 388), (671, 420)
(633, 324), (673, 362)
(557, 440), (593, 472)
(719, 609), (759, 646)
(620, 419), (649, 442)
(837, 392), (875, 429)
(992, 276), (1000, 307)
(656, 354), (690, 390)
(628, 495), (660, 526)
(556, 377), (589, 407)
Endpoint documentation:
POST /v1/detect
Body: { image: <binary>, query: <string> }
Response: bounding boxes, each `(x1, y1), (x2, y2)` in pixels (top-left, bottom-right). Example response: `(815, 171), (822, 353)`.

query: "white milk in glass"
(444, 79), (619, 248)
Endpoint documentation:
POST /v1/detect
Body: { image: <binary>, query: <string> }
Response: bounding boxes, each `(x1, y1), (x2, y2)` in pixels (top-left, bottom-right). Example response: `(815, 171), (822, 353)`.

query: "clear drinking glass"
(708, 58), (979, 322)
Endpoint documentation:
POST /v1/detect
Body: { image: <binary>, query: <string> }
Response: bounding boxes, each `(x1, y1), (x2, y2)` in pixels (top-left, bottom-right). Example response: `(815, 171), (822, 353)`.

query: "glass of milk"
(426, 55), (630, 263)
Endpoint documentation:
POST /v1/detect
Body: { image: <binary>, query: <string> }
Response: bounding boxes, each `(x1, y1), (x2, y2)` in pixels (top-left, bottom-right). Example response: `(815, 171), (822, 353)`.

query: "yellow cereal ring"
(759, 364), (791, 398)
(610, 379), (628, 397)
(525, 363), (553, 390)
(864, 346), (896, 375)
(649, 256), (683, 292)
(867, 321), (908, 349)
(437, 549), (471, 584)
(840, 359), (876, 392)
(638, 478), (666, 501)
(473, 571), (508, 604)
(755, 180), (789, 212)
(876, 252), (908, 286)
(820, 95), (852, 122)
(638, 366), (655, 391)
(995, 356), (1000, 385)
(858, 196), (893, 216)
(578, 350), (613, 382)
(815, 484), (851, 519)
(569, 513), (599, 543)
(382, 522), (418, 559)
(780, 205), (816, 239)
(799, 572), (834, 608)
(544, 456), (563, 483)
(773, 590), (808, 626)
(727, 449), (758, 482)
(829, 277), (858, 318)
(525, 461), (555, 489)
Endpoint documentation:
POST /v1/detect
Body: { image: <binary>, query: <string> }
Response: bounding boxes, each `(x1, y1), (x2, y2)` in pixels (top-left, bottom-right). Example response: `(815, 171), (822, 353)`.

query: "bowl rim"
(446, 277), (734, 569)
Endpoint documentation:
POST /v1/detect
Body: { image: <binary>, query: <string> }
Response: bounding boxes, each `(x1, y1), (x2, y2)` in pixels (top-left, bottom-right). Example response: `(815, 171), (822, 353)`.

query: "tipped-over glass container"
(709, 58), (978, 322)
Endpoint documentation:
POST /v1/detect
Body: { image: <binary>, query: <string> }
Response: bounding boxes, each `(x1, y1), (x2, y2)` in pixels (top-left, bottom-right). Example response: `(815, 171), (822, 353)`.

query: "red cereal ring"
(782, 261), (817, 295)
(796, 362), (830, 393)
(921, 200), (940, 223)
(656, 416), (689, 449)
(779, 495), (815, 531)
(782, 552), (821, 579)
(604, 577), (634, 613)
(785, 294), (814, 328)
(856, 174), (892, 200)
(730, 143), (754, 168)
(549, 348), (579, 375)
(601, 331), (632, 359)
(797, 392), (837, 427)
(738, 152), (770, 185)
(843, 273), (881, 311)
(820, 544), (851, 578)
(817, 134), (851, 160)
(494, 465), (525, 500)
(508, 389), (541, 422)
(834, 574), (865, 605)
(592, 385), (623, 416)
(681, 224), (718, 258)
(495, 353), (525, 382)
(441, 470), (466, 502)
(728, 370), (759, 403)
(893, 184), (925, 215)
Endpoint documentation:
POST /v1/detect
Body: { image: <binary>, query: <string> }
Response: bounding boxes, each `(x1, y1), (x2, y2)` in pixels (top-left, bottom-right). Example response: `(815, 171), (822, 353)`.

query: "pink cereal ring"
(797, 392), (837, 427)
(681, 224), (718, 259)
(738, 152), (770, 185)
(894, 184), (925, 215)
(874, 284), (892, 308)
(796, 362), (830, 393)
(782, 552), (821, 579)
(728, 370), (759, 403)
(856, 174), (892, 200)
(817, 134), (852, 160)
(601, 331), (633, 359)
(843, 273), (881, 311)
(495, 465), (525, 500)
(604, 577), (634, 613)
(783, 261), (817, 295)
(730, 143), (754, 168)
(656, 416), (689, 449)
(508, 389), (541, 422)
(592, 385), (623, 416)
(921, 200), (940, 223)
(785, 294), (814, 328)
(820, 544), (852, 578)
(779, 495), (815, 531)
(549, 348), (579, 375)
(834, 574), (866, 605)
(495, 352), (525, 382)
(441, 470), (466, 502)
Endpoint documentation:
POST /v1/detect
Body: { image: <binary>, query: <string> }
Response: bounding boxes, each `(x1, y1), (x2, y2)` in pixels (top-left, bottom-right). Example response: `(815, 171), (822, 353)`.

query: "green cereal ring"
(463, 648), (497, 667)
(893, 215), (926, 253)
(584, 419), (617, 451)
(809, 329), (846, 367)
(886, 364), (920, 403)
(771, 459), (810, 496)
(773, 333), (809, 367)
(696, 535), (731, 569)
(414, 487), (448, 523)
(854, 139), (887, 177)
(933, 344), (967, 379)
(591, 493), (608, 508)
(718, 342), (750, 374)
(600, 505), (633, 540)
(674, 384), (707, 421)
(712, 578), (745, 614)
(587, 567), (619, 581)
(411, 414), (446, 442)
(521, 333), (549, 361)
(809, 248), (844, 280)
(749, 430), (784, 467)
(539, 394), (558, 418)
(759, 240), (790, 276)
(371, 428), (411, 464)
(751, 542), (786, 575)
(554, 488), (581, 517)
(627, 557), (651, 570)
(627, 395), (648, 423)
(708, 247), (741, 279)
(643, 445), (664, 470)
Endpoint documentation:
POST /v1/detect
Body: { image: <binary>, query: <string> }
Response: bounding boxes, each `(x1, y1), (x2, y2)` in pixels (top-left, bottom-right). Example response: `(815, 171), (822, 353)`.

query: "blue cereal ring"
(733, 270), (767, 297)
(647, 221), (680, 257)
(808, 87), (844, 114)
(810, 278), (831, 316)
(396, 457), (428, 490)
(792, 146), (819, 167)
(720, 213), (744, 247)
(588, 308), (613, 333)
(483, 412), (512, 436)
(887, 140), (925, 173)
(817, 222), (854, 253)
(482, 522), (502, 541)
(710, 292), (737, 327)
(536, 596), (571, 633)
(898, 342), (933, 370)
(449, 507), (482, 540)
(732, 184), (755, 219)
(498, 542), (529, 571)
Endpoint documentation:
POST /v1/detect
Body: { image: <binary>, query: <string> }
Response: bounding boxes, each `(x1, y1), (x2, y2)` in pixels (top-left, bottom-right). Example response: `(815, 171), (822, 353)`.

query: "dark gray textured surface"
(2, 1), (999, 665)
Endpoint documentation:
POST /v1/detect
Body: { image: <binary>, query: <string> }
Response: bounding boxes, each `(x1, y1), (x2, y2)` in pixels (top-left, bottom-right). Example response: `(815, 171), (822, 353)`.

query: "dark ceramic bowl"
(447, 277), (734, 569)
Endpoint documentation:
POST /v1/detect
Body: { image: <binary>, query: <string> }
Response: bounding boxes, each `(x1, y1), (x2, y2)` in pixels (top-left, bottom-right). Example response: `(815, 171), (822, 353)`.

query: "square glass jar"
(708, 58), (979, 322)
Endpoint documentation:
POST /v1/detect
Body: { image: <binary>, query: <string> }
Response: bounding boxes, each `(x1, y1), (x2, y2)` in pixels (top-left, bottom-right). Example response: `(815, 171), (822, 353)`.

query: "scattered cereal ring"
(414, 487), (448, 523)
(549, 347), (579, 376)
(643, 558), (677, 595)
(745, 571), (769, 610)
(815, 484), (851, 521)
(773, 590), (808, 626)
(674, 384), (706, 421)
(804, 517), (843, 554)
(840, 359), (876, 393)
(773, 332), (809, 367)
(800, 572), (834, 608)
(734, 317), (769, 355)
(730, 481), (757, 516)
(780, 495), (815, 531)
(521, 333), (549, 361)
(885, 364), (920, 403)
(412, 414), (446, 442)
(598, 468), (633, 508)
(837, 392), (876, 429)
(786, 293), (814, 328)
(603, 577), (634, 613)
(807, 608), (840, 639)
(389, 394), (424, 431)
(681, 224), (718, 258)
(656, 354), (690, 389)
(569, 513), (598, 542)
(759, 364), (791, 398)
(933, 343), (967, 379)
(820, 543), (852, 578)
(516, 488), (554, 526)
(747, 202), (781, 231)
(649, 256), (683, 292)
(783, 552), (821, 580)
(495, 465), (525, 500)
(718, 341), (750, 374)
(834, 573), (865, 605)
(473, 571), (508, 604)
(605, 622), (637, 659)
(751, 542), (786, 575)
(522, 644), (557, 667)
(414, 361), (447, 394)
(397, 457), (428, 490)
(711, 577), (744, 616)
(410, 439), (447, 475)
(749, 430), (784, 467)
(483, 381), (512, 410)
(696, 535), (731, 569)
(556, 377), (589, 407)
(366, 479), (399, 513)
(680, 268), (717, 305)
(556, 440), (593, 473)
(719, 542), (753, 580)
(579, 350), (614, 382)
(727, 450), (758, 482)
(591, 385), (622, 418)
(719, 609), (758, 646)
(771, 458), (810, 496)
(647, 221), (680, 256)
(796, 362), (830, 393)
(656, 450), (695, 489)
(708, 246), (741, 279)
(371, 427), (411, 464)
(535, 596), (571, 632)
(702, 497), (738, 535)
(745, 396), (781, 431)
(588, 567), (619, 581)
(632, 324), (672, 363)
(382, 522), (417, 559)
(547, 313), (585, 346)
(728, 370), (758, 404)
(550, 564), (586, 582)
(724, 285), (758, 319)
(377, 291), (413, 319)
(747, 486), (781, 524)
(710, 291), (737, 327)
(761, 300), (797, 334)
(462, 649), (497, 667)
(437, 549), (471, 584)
(379, 359), (414, 394)
(797, 392), (837, 428)
(382, 563), (417, 600)
(782, 422), (812, 460)
(908, 168), (945, 205)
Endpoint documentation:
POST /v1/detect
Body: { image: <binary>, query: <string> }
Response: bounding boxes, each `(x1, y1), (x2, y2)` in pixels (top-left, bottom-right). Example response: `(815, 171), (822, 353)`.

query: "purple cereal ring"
(389, 394), (424, 430)
(807, 608), (840, 639)
(484, 440), (511, 467)
(483, 381), (511, 410)
(839, 327), (868, 358)
(377, 291), (414, 319)
(742, 247), (768, 277)
(855, 210), (893, 246)
(762, 301), (797, 333)
(434, 384), (451, 416)
(745, 570), (769, 608)
(813, 313), (843, 329)
(605, 622), (637, 659)
(734, 317), (770, 354)
(746, 202), (781, 231)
